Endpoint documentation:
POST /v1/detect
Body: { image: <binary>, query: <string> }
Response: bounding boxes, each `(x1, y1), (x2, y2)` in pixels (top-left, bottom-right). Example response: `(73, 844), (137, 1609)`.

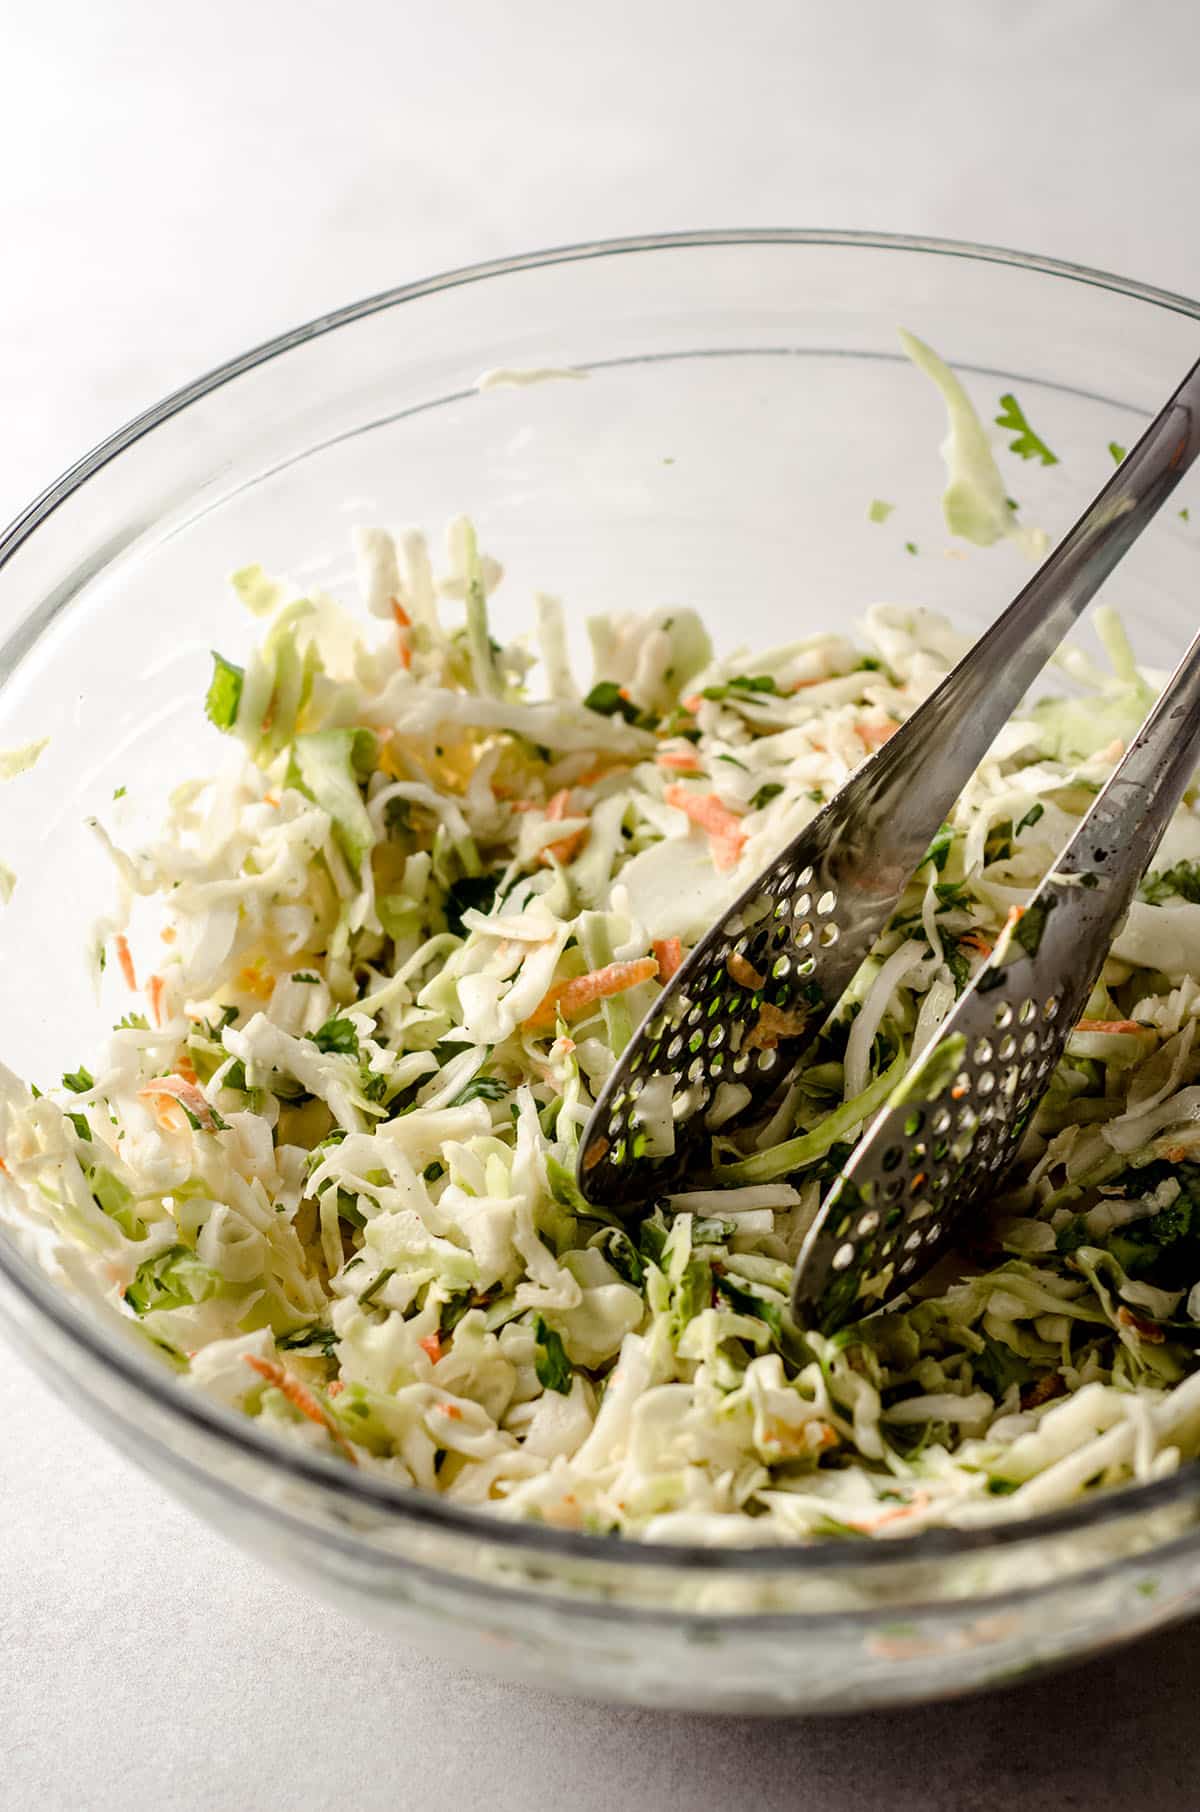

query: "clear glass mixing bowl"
(4, 232), (1200, 1713)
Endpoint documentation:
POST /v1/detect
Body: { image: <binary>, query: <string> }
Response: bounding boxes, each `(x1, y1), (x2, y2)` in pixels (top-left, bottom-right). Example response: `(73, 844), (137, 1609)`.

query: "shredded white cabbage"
(7, 474), (1200, 1547)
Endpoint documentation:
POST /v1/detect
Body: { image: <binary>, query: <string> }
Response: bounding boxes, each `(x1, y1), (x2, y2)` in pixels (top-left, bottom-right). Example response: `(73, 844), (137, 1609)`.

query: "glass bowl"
(4, 231), (1200, 1714)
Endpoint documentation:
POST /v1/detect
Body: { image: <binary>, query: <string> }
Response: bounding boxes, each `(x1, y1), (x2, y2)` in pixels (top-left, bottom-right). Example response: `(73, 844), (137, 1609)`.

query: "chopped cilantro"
(309, 1015), (359, 1057)
(751, 782), (785, 810)
(1141, 860), (1200, 906)
(1108, 441), (1127, 464)
(62, 1066), (94, 1094)
(532, 1315), (573, 1394)
(904, 541), (919, 556)
(995, 393), (1059, 466)
(1181, 508), (1191, 523)
(1015, 801), (1045, 836)
(922, 823), (955, 872)
(114, 1012), (149, 1031)
(867, 499), (894, 524)
(675, 1255), (713, 1325)
(66, 1111), (91, 1142)
(1012, 895), (1055, 956)
(701, 675), (778, 702)
(112, 785), (126, 801)
(448, 1073), (509, 1106)
(291, 972), (320, 985)
(713, 1272), (783, 1339)
(277, 1324), (338, 1356)
(204, 652), (245, 731)
(581, 681), (653, 727)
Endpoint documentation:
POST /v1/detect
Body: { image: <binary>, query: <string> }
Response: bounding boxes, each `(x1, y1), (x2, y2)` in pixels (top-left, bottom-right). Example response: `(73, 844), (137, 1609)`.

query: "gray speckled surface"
(4, 2), (1200, 1803)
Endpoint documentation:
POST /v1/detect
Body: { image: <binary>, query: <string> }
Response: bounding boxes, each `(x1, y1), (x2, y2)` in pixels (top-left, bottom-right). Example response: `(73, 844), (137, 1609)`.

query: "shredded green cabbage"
(6, 479), (1200, 1546)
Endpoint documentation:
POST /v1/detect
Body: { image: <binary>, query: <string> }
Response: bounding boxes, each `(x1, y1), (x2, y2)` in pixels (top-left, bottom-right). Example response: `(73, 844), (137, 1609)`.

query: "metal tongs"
(577, 353), (1200, 1329)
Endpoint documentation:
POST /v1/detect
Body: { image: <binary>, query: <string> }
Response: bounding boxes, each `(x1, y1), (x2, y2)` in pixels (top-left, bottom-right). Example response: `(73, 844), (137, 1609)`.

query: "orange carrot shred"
(726, 950), (765, 990)
(653, 937), (684, 982)
(243, 1355), (358, 1463)
(525, 957), (659, 1030)
(662, 784), (746, 872)
(1075, 1018), (1149, 1036)
(958, 930), (993, 956)
(391, 597), (413, 669)
(656, 749), (704, 772)
(419, 1332), (443, 1364)
(148, 974), (166, 1027)
(115, 934), (137, 992)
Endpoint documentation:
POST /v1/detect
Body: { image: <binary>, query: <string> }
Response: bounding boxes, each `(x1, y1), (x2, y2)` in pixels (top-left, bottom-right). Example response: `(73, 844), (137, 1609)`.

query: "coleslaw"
(6, 424), (1200, 1544)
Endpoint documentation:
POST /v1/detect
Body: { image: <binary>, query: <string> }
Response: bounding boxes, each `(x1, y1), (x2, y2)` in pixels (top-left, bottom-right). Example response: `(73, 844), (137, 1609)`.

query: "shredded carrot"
(1075, 1018), (1149, 1036)
(653, 937), (684, 982)
(1118, 1305), (1165, 1344)
(419, 1332), (443, 1364)
(726, 950), (765, 990)
(326, 1379), (345, 1397)
(174, 1050), (198, 1086)
(436, 1401), (464, 1420)
(682, 695), (702, 713)
(525, 956), (659, 1030)
(263, 793), (280, 808)
(244, 1355), (358, 1463)
(538, 787), (588, 866)
(582, 1136), (609, 1172)
(746, 1002), (808, 1050)
(656, 749), (704, 772)
(139, 1075), (219, 1131)
(160, 926), (177, 945)
(662, 784), (746, 872)
(1163, 1143), (1193, 1163)
(115, 934), (137, 992)
(1005, 904), (1026, 929)
(958, 930), (993, 956)
(574, 760), (631, 787)
(148, 974), (167, 1027)
(391, 597), (413, 669)
(859, 718), (897, 749)
(847, 1490), (931, 1534)
(0, 1156), (8, 1175)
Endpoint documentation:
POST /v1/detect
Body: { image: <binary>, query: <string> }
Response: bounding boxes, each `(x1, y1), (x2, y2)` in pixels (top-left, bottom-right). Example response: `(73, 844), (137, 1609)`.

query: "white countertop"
(4, 3), (1200, 1804)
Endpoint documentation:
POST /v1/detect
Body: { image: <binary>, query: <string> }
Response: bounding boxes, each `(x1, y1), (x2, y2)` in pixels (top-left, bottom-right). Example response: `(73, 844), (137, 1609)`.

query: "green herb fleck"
(868, 499), (894, 524)
(995, 393), (1059, 466)
(532, 1315), (573, 1394)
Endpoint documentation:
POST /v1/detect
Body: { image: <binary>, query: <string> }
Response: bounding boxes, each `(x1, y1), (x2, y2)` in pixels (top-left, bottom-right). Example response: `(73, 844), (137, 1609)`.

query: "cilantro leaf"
(532, 1315), (573, 1394)
(751, 782), (785, 810)
(1108, 441), (1127, 464)
(1141, 860), (1200, 906)
(701, 675), (778, 702)
(308, 1015), (359, 1057)
(713, 1272), (783, 1339)
(448, 1073), (509, 1106)
(1012, 895), (1056, 956)
(582, 681), (649, 726)
(62, 1066), (94, 1094)
(277, 1324), (338, 1356)
(922, 824), (955, 873)
(995, 393), (1059, 466)
(1015, 802), (1045, 836)
(868, 499), (894, 524)
(205, 652), (245, 731)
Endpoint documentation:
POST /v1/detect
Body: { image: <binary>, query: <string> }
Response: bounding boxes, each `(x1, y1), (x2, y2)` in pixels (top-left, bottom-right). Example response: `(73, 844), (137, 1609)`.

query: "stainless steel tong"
(576, 351), (1200, 1327)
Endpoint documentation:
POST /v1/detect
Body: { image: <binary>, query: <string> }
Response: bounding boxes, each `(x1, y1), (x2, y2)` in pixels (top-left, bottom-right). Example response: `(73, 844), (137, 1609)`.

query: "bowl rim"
(4, 226), (1200, 1580)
